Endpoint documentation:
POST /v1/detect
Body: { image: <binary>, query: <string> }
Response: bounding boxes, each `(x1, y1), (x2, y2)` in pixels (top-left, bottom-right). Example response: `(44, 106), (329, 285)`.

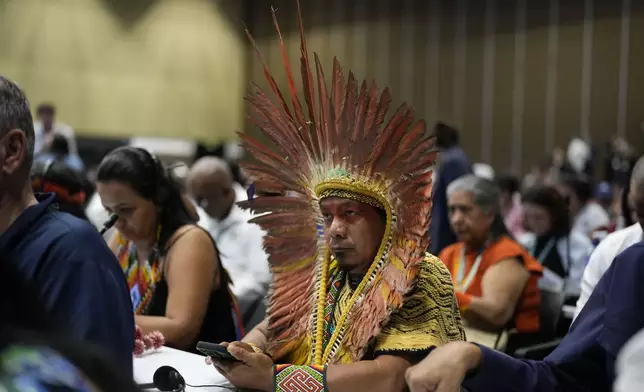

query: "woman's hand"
(207, 341), (274, 391)
(405, 342), (482, 392)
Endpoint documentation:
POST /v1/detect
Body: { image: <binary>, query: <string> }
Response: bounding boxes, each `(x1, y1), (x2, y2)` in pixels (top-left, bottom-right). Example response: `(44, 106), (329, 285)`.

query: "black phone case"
(196, 342), (239, 362)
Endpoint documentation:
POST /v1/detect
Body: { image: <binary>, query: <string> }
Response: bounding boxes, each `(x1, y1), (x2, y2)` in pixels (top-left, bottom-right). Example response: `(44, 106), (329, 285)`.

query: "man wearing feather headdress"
(207, 2), (466, 391)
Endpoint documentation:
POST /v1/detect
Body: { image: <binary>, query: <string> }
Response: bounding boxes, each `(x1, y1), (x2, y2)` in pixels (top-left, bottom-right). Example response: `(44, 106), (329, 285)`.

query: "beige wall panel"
(0, 0), (246, 141)
(244, 0), (644, 173)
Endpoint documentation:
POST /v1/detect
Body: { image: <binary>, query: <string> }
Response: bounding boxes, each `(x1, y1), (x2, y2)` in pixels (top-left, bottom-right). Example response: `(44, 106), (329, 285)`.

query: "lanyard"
(529, 238), (556, 264)
(454, 247), (484, 292)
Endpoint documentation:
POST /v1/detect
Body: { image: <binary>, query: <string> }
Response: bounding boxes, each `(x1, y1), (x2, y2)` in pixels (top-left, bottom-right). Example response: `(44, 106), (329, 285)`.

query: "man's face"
(320, 197), (385, 275)
(448, 190), (494, 245)
(188, 174), (232, 221)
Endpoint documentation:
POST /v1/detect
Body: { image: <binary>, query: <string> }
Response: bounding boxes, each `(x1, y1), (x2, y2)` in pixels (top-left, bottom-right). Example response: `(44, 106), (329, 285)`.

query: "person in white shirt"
(556, 174), (611, 238)
(574, 157), (644, 320)
(33, 103), (78, 156)
(187, 157), (270, 326)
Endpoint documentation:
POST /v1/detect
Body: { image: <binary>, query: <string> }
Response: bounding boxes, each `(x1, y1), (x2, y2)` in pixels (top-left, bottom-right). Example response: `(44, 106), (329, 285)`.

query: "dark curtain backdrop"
(242, 0), (644, 174)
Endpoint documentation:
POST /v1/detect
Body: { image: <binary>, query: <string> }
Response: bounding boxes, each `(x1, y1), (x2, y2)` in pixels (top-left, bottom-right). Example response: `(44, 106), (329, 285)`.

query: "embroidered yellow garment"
(278, 253), (466, 365)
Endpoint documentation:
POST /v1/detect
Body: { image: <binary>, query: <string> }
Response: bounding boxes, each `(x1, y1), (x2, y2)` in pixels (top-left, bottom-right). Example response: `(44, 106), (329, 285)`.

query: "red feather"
(295, 0), (320, 161)
(361, 82), (381, 140)
(340, 72), (358, 158)
(314, 53), (332, 158)
(365, 87), (392, 140)
(244, 26), (293, 122)
(331, 58), (346, 145)
(270, 8), (315, 153)
(350, 81), (369, 143)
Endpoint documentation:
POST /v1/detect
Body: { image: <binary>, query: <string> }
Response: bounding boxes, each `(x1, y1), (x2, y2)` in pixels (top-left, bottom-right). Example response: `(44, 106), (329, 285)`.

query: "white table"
(133, 347), (234, 391)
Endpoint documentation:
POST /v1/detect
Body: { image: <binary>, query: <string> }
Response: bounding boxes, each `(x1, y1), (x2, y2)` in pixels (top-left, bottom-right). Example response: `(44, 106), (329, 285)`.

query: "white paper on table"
(134, 347), (234, 391)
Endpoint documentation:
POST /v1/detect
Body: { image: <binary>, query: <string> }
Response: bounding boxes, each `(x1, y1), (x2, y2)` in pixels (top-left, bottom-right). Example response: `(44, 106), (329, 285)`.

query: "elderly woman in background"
(439, 175), (543, 348)
(520, 186), (593, 298)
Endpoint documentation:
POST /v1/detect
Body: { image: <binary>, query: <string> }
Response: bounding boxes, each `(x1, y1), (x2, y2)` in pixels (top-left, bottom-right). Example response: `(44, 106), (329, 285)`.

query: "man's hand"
(405, 342), (482, 392)
(207, 341), (274, 391)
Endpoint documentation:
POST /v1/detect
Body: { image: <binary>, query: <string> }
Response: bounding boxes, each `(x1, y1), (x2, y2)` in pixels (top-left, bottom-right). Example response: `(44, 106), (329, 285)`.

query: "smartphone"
(196, 341), (240, 362)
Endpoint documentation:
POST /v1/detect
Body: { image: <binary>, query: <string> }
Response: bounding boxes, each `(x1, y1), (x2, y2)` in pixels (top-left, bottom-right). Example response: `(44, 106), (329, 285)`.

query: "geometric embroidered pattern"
(274, 364), (326, 392)
(322, 270), (345, 351)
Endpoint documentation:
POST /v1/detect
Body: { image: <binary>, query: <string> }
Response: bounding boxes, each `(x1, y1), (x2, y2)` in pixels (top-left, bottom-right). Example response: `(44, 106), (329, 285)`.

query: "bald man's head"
(630, 157), (644, 191)
(190, 156), (233, 183)
(188, 157), (236, 221)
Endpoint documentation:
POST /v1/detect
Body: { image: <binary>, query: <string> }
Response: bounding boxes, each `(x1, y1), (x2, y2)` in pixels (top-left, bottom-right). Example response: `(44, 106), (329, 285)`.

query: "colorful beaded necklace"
(117, 225), (162, 315)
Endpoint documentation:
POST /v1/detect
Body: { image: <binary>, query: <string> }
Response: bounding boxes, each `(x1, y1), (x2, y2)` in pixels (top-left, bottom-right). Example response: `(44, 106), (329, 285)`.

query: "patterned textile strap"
(322, 269), (345, 351)
(274, 364), (327, 392)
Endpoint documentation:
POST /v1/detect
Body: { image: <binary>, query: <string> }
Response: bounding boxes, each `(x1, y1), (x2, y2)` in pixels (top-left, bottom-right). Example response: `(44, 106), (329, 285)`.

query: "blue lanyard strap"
(529, 238), (556, 264)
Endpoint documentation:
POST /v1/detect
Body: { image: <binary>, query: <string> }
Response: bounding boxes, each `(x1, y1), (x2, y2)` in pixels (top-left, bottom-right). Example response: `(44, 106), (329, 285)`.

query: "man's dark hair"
(434, 122), (460, 149)
(0, 76), (35, 167)
(36, 102), (56, 117)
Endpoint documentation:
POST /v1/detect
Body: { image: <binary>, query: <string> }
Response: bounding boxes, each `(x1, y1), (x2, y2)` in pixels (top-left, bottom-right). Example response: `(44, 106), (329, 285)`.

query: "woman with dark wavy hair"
(96, 146), (242, 353)
(520, 185), (593, 297)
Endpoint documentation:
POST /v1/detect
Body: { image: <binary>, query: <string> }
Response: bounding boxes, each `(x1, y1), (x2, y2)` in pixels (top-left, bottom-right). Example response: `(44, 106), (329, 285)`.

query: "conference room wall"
(0, 0), (246, 142)
(244, 0), (644, 174)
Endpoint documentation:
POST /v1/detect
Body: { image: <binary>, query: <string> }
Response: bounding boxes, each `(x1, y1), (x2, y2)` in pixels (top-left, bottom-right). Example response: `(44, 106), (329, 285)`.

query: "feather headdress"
(239, 0), (438, 364)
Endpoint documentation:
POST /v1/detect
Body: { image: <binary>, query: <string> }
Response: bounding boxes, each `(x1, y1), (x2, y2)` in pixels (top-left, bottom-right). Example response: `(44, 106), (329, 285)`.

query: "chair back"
(539, 288), (565, 338)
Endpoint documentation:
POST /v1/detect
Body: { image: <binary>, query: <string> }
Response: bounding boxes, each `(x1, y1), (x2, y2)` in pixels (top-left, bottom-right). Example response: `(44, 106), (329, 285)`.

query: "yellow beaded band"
(318, 188), (384, 210)
(314, 171), (389, 213)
